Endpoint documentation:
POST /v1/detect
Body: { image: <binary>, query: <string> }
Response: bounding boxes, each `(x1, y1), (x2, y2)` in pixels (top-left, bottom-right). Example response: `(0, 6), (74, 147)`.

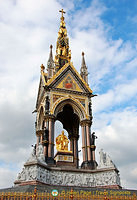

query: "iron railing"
(0, 188), (137, 200)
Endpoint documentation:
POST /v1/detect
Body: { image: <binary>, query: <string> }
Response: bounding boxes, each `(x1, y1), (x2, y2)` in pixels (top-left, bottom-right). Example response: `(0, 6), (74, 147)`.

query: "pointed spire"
(81, 52), (86, 68)
(80, 52), (88, 83)
(47, 45), (55, 79)
(55, 9), (71, 72)
(47, 45), (54, 67)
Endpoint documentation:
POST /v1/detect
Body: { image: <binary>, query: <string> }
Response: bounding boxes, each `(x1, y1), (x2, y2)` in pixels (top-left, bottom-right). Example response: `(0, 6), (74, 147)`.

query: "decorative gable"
(56, 73), (83, 92)
(45, 62), (93, 94)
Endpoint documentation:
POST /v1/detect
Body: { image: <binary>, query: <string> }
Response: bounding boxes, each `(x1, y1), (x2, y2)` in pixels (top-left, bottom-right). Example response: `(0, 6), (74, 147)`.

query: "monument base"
(14, 158), (121, 189)
(13, 145), (121, 190)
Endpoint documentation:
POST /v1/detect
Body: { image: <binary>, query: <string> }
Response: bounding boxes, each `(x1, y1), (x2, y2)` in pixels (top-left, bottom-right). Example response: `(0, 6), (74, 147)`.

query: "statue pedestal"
(54, 150), (74, 168)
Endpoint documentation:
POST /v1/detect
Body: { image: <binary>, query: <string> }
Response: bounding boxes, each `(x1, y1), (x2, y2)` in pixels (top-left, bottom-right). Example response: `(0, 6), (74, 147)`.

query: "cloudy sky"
(0, 0), (137, 190)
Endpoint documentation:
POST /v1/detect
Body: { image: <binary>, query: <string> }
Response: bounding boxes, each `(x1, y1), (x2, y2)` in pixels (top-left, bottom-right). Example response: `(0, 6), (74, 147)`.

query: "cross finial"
(59, 9), (66, 18)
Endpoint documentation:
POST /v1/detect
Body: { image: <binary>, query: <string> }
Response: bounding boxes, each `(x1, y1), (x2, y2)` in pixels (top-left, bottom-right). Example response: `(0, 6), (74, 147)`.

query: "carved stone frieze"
(15, 145), (120, 187)
(15, 162), (120, 187)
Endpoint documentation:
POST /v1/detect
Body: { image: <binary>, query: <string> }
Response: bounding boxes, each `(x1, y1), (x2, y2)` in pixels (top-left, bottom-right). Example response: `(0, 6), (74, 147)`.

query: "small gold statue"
(56, 131), (69, 151)
(62, 47), (66, 56)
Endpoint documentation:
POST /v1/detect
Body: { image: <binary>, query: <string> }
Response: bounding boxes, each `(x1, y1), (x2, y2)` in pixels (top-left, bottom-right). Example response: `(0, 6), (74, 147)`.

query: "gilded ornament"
(56, 131), (69, 151)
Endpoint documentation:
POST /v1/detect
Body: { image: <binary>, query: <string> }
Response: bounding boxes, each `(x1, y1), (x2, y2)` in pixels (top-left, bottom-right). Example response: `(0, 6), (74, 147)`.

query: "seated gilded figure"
(56, 130), (69, 151)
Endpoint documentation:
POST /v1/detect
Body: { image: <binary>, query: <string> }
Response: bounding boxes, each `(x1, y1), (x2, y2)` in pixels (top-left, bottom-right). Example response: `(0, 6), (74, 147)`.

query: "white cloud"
(0, 167), (16, 189)
(93, 77), (137, 113)
(93, 107), (137, 189)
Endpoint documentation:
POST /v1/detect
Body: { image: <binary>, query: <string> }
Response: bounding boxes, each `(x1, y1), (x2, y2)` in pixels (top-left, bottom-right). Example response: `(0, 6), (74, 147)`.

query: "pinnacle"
(49, 45), (53, 60)
(81, 51), (86, 67)
(47, 45), (54, 69)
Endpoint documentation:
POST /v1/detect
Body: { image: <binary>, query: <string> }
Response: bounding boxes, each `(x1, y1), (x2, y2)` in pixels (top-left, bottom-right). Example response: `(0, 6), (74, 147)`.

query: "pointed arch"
(52, 97), (87, 121)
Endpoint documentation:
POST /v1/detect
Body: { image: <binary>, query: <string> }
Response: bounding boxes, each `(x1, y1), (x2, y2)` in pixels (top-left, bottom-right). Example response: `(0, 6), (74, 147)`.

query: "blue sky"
(0, 0), (137, 190)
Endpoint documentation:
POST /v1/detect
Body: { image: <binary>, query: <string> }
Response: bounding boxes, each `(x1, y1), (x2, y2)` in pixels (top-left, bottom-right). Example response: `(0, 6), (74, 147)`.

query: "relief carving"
(16, 155), (120, 187)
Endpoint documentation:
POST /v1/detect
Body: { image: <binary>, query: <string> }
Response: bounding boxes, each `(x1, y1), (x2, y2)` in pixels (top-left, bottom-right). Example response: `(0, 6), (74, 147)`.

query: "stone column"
(43, 145), (47, 157)
(86, 124), (91, 161)
(91, 145), (96, 161)
(91, 144), (97, 169)
(92, 149), (95, 161)
(74, 138), (78, 168)
(48, 117), (55, 158)
(43, 120), (48, 158)
(81, 120), (93, 169)
(70, 139), (74, 152)
(51, 120), (55, 158)
(48, 119), (52, 157)
(40, 133), (43, 144)
(44, 120), (47, 128)
(81, 124), (86, 162)
(36, 136), (39, 147)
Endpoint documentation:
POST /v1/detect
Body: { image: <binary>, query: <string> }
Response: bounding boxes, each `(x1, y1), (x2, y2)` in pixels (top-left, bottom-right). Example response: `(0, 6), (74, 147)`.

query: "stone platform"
(13, 148), (120, 189)
(14, 145), (121, 189)
(15, 161), (121, 189)
(1, 147), (136, 199)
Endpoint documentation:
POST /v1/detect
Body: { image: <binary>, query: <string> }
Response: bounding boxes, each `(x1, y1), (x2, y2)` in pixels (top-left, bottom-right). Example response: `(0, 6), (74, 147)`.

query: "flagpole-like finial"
(59, 9), (66, 19)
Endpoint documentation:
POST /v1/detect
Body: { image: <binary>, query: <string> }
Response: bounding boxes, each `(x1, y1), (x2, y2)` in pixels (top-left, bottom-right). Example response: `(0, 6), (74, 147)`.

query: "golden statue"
(56, 131), (69, 151)
(62, 47), (66, 56)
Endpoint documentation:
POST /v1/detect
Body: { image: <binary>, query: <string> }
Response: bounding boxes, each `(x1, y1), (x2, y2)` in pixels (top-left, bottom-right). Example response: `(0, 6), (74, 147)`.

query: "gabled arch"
(56, 104), (79, 138)
(52, 97), (87, 121)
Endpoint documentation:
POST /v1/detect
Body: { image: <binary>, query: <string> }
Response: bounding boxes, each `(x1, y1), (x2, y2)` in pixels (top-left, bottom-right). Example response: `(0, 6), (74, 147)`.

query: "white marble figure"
(27, 146), (37, 163)
(36, 144), (45, 163)
(98, 149), (116, 168)
(26, 144), (45, 163)
(17, 168), (26, 181)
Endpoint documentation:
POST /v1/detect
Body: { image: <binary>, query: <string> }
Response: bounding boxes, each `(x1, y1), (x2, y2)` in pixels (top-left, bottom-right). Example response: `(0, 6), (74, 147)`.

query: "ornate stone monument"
(14, 9), (121, 189)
